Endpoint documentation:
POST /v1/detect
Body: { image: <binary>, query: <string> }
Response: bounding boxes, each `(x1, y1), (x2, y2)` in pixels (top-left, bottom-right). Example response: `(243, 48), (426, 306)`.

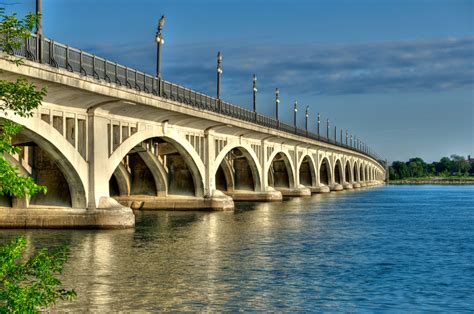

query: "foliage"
(0, 7), (47, 198)
(0, 237), (76, 313)
(0, 9), (75, 312)
(0, 7), (36, 65)
(389, 155), (473, 180)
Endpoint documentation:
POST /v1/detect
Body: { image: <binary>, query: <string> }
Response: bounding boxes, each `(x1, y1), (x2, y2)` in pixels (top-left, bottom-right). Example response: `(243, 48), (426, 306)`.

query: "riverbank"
(389, 177), (474, 185)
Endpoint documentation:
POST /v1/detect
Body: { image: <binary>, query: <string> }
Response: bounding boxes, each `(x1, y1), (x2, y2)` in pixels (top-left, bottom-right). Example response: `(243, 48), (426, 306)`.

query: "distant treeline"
(389, 155), (474, 180)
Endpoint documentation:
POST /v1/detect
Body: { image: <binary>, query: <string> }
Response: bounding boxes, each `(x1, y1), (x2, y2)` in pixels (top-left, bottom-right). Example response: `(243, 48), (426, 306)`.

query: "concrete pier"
(310, 185), (331, 193)
(343, 183), (354, 190)
(0, 206), (134, 229)
(225, 189), (283, 202)
(114, 191), (234, 211)
(276, 187), (312, 197)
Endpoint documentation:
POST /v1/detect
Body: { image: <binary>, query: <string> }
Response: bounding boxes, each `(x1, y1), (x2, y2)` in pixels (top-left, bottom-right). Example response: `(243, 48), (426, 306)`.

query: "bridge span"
(0, 36), (385, 228)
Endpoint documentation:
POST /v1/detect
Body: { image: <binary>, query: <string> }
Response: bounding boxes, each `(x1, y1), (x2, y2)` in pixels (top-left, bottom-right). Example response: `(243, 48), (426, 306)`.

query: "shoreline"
(389, 179), (474, 185)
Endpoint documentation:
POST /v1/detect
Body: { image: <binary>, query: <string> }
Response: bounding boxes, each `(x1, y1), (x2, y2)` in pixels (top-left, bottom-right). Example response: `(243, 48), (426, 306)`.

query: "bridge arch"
(344, 160), (352, 183)
(353, 160), (359, 182)
(106, 127), (205, 197)
(110, 163), (131, 197)
(214, 144), (262, 192)
(318, 156), (332, 186)
(298, 154), (317, 187)
(266, 150), (296, 189)
(334, 159), (343, 185)
(2, 114), (88, 208)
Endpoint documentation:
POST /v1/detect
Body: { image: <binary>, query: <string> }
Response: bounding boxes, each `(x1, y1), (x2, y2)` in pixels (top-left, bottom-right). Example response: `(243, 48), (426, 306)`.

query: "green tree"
(0, 237), (76, 313)
(450, 154), (470, 175)
(0, 8), (75, 312)
(407, 157), (426, 178)
(390, 161), (409, 180)
(436, 157), (453, 175)
(0, 7), (47, 198)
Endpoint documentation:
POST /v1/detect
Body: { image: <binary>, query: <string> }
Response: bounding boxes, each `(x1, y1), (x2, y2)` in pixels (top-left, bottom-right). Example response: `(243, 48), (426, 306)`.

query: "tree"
(390, 161), (409, 180)
(407, 157), (426, 178)
(0, 8), (75, 311)
(0, 237), (76, 312)
(450, 154), (470, 175)
(436, 157), (453, 175)
(0, 7), (47, 199)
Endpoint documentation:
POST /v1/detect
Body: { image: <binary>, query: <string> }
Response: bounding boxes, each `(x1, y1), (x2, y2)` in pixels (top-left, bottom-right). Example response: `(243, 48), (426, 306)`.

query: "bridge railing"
(9, 34), (380, 161)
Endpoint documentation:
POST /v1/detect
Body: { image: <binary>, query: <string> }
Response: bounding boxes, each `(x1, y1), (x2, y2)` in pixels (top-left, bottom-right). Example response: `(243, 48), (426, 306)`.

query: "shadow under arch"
(107, 129), (205, 197)
(267, 151), (295, 189)
(2, 116), (87, 208)
(319, 157), (332, 186)
(360, 164), (365, 181)
(334, 159), (343, 184)
(353, 161), (359, 182)
(344, 160), (352, 183)
(298, 154), (317, 187)
(214, 145), (262, 192)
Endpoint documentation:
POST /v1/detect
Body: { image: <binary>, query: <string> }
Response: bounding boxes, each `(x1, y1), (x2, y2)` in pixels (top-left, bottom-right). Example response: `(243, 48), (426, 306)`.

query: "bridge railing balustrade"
(5, 34), (381, 162)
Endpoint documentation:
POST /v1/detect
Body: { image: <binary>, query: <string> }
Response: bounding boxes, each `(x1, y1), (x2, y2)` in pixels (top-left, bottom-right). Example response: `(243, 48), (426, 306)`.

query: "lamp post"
(293, 100), (298, 133)
(217, 51), (222, 112)
(340, 128), (343, 144)
(155, 15), (165, 95)
(305, 106), (309, 136)
(317, 112), (320, 137)
(346, 129), (348, 145)
(217, 51), (222, 99)
(275, 88), (280, 127)
(252, 74), (258, 121)
(350, 134), (353, 147)
(36, 0), (43, 62)
(334, 126), (337, 142)
(326, 119), (329, 139)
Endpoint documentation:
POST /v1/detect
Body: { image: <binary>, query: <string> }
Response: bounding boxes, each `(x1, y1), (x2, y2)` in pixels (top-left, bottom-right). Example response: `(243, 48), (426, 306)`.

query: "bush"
(0, 237), (76, 312)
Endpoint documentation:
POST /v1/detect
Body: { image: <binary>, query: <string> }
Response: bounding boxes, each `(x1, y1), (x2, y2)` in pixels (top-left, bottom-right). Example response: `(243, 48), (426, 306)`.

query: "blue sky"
(6, 0), (474, 162)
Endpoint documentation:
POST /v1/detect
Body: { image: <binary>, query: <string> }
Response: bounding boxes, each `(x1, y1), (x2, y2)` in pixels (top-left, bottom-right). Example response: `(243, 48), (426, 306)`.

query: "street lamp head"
(253, 74), (257, 82)
(158, 15), (166, 30)
(217, 51), (222, 62)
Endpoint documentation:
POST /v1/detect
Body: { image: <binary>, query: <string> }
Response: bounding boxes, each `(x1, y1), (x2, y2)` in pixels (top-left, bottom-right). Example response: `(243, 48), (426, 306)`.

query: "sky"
(5, 0), (474, 162)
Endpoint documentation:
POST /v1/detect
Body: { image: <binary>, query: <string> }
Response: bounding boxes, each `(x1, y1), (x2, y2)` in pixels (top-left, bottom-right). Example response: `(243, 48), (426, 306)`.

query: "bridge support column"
(86, 111), (135, 227)
(203, 130), (234, 210)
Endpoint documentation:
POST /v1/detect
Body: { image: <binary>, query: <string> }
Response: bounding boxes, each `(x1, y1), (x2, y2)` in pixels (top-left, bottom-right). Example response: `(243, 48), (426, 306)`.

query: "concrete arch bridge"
(0, 39), (385, 228)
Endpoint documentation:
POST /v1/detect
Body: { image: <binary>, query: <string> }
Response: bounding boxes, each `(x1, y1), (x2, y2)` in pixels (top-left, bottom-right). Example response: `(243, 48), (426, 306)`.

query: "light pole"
(340, 128), (343, 144)
(217, 51), (222, 99)
(317, 113), (320, 137)
(253, 74), (257, 112)
(350, 134), (353, 147)
(275, 88), (280, 127)
(305, 106), (309, 136)
(334, 126), (337, 142)
(155, 15), (165, 96)
(346, 129), (348, 145)
(293, 100), (298, 133)
(36, 0), (43, 62)
(217, 51), (222, 112)
(326, 119), (329, 139)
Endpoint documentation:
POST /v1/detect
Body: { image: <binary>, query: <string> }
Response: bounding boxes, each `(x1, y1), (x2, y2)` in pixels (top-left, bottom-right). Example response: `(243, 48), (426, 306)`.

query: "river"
(1, 185), (473, 311)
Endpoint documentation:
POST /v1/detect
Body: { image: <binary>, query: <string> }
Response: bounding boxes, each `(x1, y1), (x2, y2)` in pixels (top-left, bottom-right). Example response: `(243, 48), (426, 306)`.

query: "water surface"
(1, 185), (473, 311)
